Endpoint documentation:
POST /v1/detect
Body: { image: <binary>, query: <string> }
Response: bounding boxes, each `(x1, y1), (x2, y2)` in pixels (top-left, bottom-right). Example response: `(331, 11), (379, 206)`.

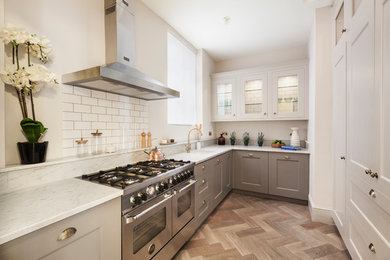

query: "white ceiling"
(142, 0), (332, 61)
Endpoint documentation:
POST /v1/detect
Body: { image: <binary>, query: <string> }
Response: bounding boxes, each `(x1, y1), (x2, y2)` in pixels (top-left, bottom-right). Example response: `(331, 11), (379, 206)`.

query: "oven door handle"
(124, 194), (173, 224)
(176, 179), (197, 193)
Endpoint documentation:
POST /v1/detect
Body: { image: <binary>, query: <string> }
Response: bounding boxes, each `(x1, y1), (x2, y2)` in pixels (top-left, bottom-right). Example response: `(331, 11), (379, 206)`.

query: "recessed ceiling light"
(223, 16), (231, 25)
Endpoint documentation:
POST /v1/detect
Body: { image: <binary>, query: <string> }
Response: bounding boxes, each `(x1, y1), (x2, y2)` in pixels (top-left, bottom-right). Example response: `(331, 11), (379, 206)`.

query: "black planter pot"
(17, 141), (48, 164)
(258, 140), (263, 147)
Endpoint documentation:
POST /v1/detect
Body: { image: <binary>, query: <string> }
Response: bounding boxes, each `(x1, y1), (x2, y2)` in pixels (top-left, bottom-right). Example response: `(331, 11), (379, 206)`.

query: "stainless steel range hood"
(62, 0), (179, 100)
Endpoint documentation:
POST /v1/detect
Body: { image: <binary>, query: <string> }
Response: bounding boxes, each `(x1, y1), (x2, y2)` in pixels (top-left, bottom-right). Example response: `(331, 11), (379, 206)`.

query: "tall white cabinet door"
(377, 0), (390, 196)
(347, 0), (379, 184)
(271, 69), (305, 119)
(332, 40), (347, 236)
(237, 73), (268, 119)
(212, 77), (237, 121)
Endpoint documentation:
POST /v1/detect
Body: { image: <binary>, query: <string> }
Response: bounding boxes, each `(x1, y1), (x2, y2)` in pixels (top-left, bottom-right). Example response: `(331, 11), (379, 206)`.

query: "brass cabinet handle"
(217, 159), (220, 163)
(248, 153), (254, 157)
(233, 113), (236, 116)
(202, 179), (206, 184)
(274, 112), (277, 115)
(202, 165), (205, 170)
(368, 243), (376, 254)
(340, 156), (346, 160)
(342, 28), (347, 33)
(202, 200), (206, 206)
(284, 155), (290, 159)
(264, 112), (267, 115)
(369, 189), (376, 198)
(57, 227), (77, 241)
(370, 172), (379, 179)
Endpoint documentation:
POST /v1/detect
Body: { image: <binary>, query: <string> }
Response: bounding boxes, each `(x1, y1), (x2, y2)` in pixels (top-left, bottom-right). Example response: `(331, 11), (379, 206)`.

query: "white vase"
(290, 127), (300, 147)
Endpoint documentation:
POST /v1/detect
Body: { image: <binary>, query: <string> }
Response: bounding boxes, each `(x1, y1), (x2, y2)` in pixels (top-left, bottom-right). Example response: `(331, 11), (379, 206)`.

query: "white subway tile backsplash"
(62, 88), (149, 157)
(62, 85), (73, 94)
(91, 106), (106, 114)
(91, 121), (107, 130)
(98, 114), (112, 122)
(82, 113), (98, 122)
(98, 99), (111, 107)
(63, 112), (81, 121)
(106, 108), (119, 115)
(62, 121), (74, 130)
(74, 87), (91, 97)
(91, 90), (106, 99)
(74, 104), (91, 113)
(74, 121), (91, 130)
(106, 93), (120, 101)
(62, 103), (73, 112)
(82, 97), (98, 106)
(112, 101), (124, 109)
(63, 130), (82, 139)
(63, 93), (81, 104)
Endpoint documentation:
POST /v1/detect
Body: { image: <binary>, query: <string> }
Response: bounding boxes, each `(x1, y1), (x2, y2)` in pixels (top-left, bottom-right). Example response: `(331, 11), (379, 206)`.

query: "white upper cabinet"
(212, 77), (237, 121)
(211, 62), (307, 122)
(237, 73), (268, 119)
(271, 69), (305, 119)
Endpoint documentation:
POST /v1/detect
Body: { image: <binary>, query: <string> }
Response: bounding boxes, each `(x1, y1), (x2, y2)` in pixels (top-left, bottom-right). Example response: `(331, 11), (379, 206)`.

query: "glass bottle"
(91, 130), (103, 155)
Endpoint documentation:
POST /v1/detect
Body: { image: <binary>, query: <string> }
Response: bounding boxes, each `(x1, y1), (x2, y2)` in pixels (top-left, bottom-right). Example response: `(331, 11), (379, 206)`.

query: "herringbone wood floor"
(174, 192), (351, 260)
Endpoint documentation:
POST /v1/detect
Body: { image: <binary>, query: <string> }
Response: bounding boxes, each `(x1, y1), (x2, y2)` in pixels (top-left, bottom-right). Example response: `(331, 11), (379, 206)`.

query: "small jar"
(91, 130), (103, 155)
(75, 138), (89, 157)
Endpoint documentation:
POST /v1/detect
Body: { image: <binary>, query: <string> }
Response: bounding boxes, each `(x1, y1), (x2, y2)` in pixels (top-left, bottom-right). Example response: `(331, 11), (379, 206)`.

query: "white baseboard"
(308, 194), (334, 225)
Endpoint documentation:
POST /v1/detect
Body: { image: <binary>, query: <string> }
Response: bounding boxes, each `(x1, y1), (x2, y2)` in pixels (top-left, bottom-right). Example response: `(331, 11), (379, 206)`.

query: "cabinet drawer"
(0, 198), (121, 260)
(194, 159), (213, 178)
(196, 194), (212, 227)
(195, 170), (210, 199)
(348, 203), (390, 260)
(350, 178), (390, 242)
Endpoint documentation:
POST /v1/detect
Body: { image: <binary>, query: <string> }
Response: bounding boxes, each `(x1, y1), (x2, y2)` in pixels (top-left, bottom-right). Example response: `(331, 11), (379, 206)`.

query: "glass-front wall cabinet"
(212, 77), (237, 120)
(211, 64), (306, 121)
(238, 73), (268, 119)
(272, 69), (305, 118)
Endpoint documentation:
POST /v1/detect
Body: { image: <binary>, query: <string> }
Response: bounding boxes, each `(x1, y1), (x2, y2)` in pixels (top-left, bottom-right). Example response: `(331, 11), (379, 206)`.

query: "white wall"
(135, 1), (216, 144)
(0, 0), (5, 167)
(4, 0), (106, 165)
(308, 6), (333, 213)
(215, 45), (308, 73)
(215, 120), (308, 145)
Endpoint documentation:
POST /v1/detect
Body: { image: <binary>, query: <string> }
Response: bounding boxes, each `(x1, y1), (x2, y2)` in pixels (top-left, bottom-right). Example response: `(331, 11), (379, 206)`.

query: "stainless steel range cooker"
(81, 159), (196, 260)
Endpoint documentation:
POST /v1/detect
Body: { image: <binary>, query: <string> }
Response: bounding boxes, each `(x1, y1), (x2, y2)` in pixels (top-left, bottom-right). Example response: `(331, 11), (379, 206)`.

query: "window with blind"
(167, 32), (197, 125)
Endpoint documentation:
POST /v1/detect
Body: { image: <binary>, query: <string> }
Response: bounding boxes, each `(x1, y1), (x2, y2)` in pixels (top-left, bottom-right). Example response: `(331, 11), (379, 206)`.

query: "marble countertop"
(170, 145), (309, 164)
(0, 178), (123, 245)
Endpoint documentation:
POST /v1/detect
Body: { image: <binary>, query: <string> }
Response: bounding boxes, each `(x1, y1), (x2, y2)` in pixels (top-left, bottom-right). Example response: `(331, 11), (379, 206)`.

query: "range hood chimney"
(62, 0), (180, 100)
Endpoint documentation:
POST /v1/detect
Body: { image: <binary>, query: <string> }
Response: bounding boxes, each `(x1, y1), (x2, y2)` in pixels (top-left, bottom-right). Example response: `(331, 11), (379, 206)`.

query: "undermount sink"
(194, 149), (218, 154)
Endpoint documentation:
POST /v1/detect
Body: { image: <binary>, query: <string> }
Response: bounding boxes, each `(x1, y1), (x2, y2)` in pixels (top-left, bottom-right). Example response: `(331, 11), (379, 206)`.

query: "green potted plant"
(271, 140), (285, 148)
(257, 132), (264, 147)
(0, 24), (57, 164)
(243, 132), (250, 146)
(229, 132), (236, 145)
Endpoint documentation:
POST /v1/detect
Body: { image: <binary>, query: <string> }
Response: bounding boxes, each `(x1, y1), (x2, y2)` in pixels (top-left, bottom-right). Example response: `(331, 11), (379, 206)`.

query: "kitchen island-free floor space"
(174, 193), (351, 260)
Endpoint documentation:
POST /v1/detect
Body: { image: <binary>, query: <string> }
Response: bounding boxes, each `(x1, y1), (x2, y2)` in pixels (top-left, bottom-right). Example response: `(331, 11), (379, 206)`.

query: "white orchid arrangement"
(0, 24), (58, 143)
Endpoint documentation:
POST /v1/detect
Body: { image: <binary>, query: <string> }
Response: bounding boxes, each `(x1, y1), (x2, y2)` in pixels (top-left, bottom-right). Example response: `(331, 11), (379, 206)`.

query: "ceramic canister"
(290, 127), (300, 147)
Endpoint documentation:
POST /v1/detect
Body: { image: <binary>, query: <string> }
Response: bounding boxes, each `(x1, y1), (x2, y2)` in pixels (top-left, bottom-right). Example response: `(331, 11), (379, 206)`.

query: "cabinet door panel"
(332, 38), (347, 233)
(269, 153), (309, 200)
(271, 69), (305, 118)
(238, 73), (268, 119)
(234, 151), (268, 193)
(222, 152), (232, 196)
(212, 157), (224, 206)
(347, 0), (380, 196)
(212, 78), (237, 121)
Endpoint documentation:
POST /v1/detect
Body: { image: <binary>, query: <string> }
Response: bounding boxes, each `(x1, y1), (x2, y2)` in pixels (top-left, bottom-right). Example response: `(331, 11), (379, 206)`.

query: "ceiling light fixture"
(223, 16), (231, 25)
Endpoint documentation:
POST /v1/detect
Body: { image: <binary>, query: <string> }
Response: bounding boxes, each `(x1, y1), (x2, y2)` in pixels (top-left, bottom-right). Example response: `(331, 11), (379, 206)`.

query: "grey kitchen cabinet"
(233, 150), (269, 193)
(0, 197), (121, 260)
(194, 151), (232, 228)
(268, 153), (309, 200)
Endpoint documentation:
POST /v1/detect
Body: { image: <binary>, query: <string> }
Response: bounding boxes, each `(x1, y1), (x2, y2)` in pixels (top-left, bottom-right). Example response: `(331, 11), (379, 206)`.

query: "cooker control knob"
(169, 178), (173, 184)
(155, 184), (160, 192)
(138, 192), (147, 202)
(132, 195), (142, 205)
(163, 182), (169, 189)
(181, 173), (186, 181)
(172, 176), (178, 185)
(146, 186), (155, 196)
(129, 195), (136, 204)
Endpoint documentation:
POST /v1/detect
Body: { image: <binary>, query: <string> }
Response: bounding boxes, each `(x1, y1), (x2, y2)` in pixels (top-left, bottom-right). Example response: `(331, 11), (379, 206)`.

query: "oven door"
(172, 179), (196, 235)
(122, 192), (173, 260)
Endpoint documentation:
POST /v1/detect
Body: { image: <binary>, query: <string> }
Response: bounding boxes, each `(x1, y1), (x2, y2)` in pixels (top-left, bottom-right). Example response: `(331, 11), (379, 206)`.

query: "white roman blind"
(167, 32), (196, 125)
